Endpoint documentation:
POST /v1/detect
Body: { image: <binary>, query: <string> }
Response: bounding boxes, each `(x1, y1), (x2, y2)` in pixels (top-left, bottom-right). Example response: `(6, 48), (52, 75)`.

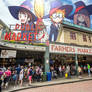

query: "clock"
(37, 29), (49, 43)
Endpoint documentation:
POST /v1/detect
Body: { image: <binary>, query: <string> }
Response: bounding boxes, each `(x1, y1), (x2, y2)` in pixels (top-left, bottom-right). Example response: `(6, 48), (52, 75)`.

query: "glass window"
(88, 36), (91, 43)
(83, 34), (87, 42)
(70, 32), (76, 40)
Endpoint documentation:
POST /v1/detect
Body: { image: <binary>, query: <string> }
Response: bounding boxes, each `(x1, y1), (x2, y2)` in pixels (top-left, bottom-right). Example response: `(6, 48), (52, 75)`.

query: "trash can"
(42, 72), (47, 81)
(47, 72), (51, 81)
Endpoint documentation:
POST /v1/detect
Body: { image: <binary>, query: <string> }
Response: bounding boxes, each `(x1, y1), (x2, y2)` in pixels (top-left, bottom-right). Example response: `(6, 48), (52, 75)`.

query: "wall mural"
(0, 0), (92, 45)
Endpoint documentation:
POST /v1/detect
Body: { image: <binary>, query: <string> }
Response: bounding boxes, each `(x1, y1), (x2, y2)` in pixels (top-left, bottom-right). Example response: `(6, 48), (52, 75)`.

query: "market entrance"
(16, 50), (45, 67)
(50, 53), (75, 66)
(50, 53), (92, 66)
(0, 50), (45, 68)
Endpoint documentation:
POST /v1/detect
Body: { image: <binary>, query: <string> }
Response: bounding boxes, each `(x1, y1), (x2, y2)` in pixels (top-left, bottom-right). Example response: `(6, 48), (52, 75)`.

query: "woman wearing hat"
(8, 0), (37, 42)
(68, 1), (92, 28)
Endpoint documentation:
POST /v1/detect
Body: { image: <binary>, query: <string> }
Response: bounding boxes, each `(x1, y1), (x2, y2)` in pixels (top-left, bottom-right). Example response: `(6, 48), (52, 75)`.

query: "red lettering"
(26, 24), (30, 31)
(15, 24), (20, 30)
(23, 33), (27, 41)
(77, 48), (81, 53)
(35, 23), (43, 31)
(31, 24), (35, 31)
(55, 46), (59, 51)
(11, 33), (16, 40)
(17, 33), (21, 41)
(28, 32), (32, 41)
(72, 48), (75, 52)
(34, 32), (36, 41)
(89, 49), (92, 54)
(4, 32), (11, 40)
(21, 24), (25, 31)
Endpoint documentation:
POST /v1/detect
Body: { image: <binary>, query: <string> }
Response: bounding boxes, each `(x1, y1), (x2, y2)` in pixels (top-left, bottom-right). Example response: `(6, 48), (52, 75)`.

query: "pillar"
(44, 46), (50, 72)
(75, 54), (78, 76)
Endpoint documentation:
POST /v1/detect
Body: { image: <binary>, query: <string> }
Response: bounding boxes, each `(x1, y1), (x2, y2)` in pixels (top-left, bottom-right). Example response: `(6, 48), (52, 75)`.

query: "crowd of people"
(0, 65), (43, 91)
(0, 63), (92, 91)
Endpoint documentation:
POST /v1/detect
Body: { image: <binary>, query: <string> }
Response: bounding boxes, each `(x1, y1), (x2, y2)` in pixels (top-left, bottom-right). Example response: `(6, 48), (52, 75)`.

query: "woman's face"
(18, 12), (29, 24)
(77, 14), (85, 22)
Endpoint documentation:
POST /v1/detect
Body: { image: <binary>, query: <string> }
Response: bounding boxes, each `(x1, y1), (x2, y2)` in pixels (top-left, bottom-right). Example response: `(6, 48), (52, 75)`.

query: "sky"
(0, 0), (92, 29)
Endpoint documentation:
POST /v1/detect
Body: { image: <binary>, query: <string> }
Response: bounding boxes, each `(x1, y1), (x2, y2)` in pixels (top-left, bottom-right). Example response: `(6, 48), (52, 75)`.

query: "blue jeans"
(88, 69), (91, 76)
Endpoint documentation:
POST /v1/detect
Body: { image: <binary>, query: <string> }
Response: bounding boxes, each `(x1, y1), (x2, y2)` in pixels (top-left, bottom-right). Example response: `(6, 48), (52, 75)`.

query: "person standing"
(0, 78), (2, 92)
(78, 66), (82, 78)
(0, 69), (3, 92)
(87, 64), (91, 77)
(19, 66), (24, 86)
(28, 67), (33, 85)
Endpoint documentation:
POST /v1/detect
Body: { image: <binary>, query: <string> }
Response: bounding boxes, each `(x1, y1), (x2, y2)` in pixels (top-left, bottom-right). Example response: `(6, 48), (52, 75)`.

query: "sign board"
(1, 50), (16, 58)
(50, 44), (92, 55)
(0, 41), (46, 51)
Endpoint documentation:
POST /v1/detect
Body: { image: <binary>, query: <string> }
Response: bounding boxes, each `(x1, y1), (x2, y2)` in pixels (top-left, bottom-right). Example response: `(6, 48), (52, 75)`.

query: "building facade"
(0, 20), (92, 73)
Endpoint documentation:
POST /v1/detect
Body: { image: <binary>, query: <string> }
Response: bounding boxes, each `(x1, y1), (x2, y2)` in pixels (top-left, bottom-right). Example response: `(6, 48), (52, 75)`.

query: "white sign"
(0, 41), (46, 52)
(1, 50), (16, 58)
(50, 44), (92, 55)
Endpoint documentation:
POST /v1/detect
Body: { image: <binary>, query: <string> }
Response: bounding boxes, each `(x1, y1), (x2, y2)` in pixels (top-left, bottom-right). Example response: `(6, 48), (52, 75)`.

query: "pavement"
(17, 80), (92, 92)
(3, 75), (92, 92)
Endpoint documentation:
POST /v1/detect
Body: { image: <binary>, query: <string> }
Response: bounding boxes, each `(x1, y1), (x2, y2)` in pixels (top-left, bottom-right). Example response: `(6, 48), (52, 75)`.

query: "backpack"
(12, 74), (17, 81)
(29, 69), (33, 76)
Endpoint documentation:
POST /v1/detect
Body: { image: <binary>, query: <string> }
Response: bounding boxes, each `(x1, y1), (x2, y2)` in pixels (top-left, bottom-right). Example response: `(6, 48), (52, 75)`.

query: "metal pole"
(44, 45), (50, 73)
(75, 54), (78, 76)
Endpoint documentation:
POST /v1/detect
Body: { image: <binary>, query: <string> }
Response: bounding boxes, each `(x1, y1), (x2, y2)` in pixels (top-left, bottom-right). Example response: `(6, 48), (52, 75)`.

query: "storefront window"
(70, 32), (76, 40)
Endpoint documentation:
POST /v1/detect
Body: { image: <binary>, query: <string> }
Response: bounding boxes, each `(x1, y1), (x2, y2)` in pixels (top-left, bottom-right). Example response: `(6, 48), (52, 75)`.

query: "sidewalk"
(3, 76), (92, 92)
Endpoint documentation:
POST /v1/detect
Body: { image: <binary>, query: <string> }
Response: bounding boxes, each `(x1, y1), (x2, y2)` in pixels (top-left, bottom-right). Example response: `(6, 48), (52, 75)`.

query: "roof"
(62, 20), (92, 34)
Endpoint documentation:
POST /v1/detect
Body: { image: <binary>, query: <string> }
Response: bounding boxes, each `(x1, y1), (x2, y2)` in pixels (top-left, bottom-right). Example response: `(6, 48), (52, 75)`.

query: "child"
(49, 9), (65, 42)
(12, 70), (17, 88)
(19, 66), (24, 86)
(28, 67), (33, 85)
(49, 0), (73, 42)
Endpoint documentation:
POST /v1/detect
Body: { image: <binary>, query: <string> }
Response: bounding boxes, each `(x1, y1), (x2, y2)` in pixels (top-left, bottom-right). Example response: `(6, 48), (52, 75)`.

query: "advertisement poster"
(1, 50), (16, 58)
(0, 0), (92, 45)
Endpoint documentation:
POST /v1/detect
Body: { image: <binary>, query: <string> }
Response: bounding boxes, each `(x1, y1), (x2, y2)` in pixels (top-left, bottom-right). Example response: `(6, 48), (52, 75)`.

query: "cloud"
(0, 0), (21, 27)
(3, 0), (25, 6)
(71, 0), (91, 5)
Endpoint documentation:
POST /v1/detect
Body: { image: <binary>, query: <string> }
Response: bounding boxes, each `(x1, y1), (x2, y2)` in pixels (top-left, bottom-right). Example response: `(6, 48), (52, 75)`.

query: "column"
(75, 54), (78, 76)
(44, 46), (50, 73)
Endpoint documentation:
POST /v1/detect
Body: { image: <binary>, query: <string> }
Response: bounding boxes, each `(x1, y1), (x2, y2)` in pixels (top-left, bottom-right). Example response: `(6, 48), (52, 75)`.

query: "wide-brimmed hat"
(50, 0), (73, 18)
(68, 1), (92, 19)
(43, 0), (73, 19)
(8, 0), (37, 22)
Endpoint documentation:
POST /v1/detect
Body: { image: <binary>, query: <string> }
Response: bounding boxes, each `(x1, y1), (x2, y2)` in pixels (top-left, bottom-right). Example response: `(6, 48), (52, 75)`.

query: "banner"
(1, 50), (16, 58)
(0, 0), (92, 45)
(50, 44), (92, 55)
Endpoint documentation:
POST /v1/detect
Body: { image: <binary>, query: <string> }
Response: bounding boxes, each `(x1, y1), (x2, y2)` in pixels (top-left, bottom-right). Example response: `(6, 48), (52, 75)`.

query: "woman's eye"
(58, 13), (62, 18)
(25, 15), (27, 18)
